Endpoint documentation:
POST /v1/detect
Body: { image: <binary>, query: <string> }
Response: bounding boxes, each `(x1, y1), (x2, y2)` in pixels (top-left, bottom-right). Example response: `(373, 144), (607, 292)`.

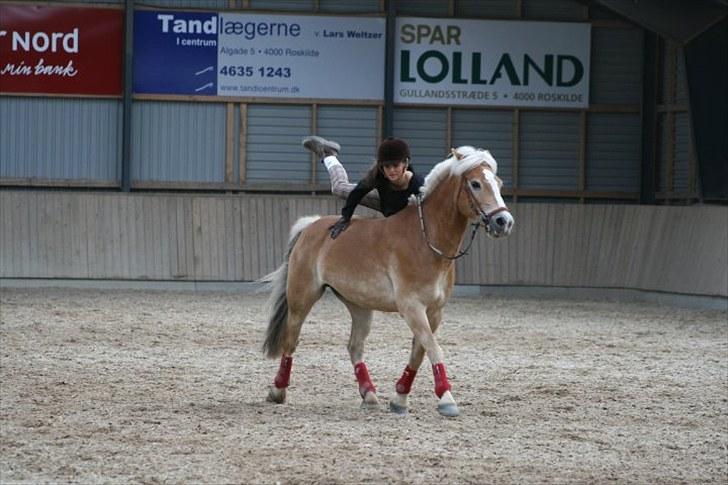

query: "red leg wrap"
(354, 362), (376, 398)
(274, 355), (293, 389)
(396, 365), (418, 395)
(432, 362), (451, 398)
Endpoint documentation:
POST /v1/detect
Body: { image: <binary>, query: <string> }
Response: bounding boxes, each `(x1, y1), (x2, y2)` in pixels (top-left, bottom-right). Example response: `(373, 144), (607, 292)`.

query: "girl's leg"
(303, 135), (381, 212)
(323, 155), (358, 199)
(322, 156), (381, 212)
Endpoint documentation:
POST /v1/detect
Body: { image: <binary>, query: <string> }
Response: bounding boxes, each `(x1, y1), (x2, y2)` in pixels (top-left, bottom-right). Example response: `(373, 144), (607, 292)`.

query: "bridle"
(415, 168), (509, 260)
(465, 183), (510, 237)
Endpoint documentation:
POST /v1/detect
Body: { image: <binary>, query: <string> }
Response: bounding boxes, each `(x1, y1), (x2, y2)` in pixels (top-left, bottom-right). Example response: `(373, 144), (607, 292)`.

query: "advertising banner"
(395, 18), (591, 108)
(0, 4), (123, 96)
(134, 10), (219, 96)
(134, 11), (385, 101)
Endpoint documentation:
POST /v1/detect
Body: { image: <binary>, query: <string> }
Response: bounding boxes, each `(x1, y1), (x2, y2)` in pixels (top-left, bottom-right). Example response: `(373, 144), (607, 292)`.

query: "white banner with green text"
(395, 18), (591, 108)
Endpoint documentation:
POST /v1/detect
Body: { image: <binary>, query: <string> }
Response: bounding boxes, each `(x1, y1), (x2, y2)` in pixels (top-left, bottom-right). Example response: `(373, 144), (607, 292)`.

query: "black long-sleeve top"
(341, 171), (425, 219)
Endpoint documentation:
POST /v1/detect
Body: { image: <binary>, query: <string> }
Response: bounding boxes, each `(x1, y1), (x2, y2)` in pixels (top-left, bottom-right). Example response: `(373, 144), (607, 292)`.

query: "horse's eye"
(470, 180), (482, 190)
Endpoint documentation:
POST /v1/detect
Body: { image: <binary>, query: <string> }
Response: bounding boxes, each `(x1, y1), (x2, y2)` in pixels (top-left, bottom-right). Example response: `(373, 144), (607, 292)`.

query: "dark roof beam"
(581, 0), (727, 44)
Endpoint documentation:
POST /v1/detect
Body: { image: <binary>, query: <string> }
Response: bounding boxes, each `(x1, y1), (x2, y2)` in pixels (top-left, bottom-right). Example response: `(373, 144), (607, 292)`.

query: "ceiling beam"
(583, 0), (727, 43)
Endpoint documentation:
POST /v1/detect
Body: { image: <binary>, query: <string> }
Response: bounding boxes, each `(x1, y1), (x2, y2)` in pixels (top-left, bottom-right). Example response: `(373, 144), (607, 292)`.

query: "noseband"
(415, 173), (509, 260)
(462, 179), (510, 232)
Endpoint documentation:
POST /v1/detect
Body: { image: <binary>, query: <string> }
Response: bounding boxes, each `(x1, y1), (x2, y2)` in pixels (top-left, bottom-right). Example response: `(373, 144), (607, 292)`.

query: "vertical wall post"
(382, 0), (396, 137)
(121, 0), (134, 192)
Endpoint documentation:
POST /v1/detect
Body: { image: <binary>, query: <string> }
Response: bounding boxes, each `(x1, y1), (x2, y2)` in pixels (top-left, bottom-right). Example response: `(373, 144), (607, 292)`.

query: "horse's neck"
(422, 175), (469, 254)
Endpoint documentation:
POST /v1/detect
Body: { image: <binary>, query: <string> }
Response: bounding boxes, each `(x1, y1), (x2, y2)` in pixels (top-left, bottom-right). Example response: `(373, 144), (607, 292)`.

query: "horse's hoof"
(389, 401), (408, 416)
(266, 386), (286, 404)
(360, 401), (379, 411)
(390, 393), (409, 416)
(437, 391), (460, 417)
(360, 391), (379, 410)
(437, 402), (460, 417)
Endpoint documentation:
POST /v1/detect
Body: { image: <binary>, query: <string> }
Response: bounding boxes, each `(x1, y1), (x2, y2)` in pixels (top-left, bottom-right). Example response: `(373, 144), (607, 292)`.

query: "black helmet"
(377, 137), (410, 165)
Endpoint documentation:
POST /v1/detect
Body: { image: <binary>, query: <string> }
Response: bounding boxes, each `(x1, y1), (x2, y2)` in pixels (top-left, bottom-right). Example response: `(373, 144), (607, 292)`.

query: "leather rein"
(415, 173), (509, 261)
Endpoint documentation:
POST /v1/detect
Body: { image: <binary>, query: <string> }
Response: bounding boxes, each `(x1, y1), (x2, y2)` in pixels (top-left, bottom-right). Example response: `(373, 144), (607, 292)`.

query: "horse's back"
(290, 214), (408, 311)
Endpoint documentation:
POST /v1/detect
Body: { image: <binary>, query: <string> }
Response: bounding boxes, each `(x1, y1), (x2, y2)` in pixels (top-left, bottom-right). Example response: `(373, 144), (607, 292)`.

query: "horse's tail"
(260, 215), (321, 358)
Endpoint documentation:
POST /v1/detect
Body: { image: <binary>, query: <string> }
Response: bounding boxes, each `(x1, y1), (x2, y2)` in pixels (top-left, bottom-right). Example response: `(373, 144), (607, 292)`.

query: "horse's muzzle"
(485, 210), (514, 238)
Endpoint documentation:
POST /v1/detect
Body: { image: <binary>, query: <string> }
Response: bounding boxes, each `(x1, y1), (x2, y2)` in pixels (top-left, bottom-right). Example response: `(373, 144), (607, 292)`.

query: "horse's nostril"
(495, 216), (506, 227)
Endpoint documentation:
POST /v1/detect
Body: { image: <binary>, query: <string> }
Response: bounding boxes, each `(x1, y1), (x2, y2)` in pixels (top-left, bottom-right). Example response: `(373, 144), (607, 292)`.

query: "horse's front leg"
(397, 303), (459, 417)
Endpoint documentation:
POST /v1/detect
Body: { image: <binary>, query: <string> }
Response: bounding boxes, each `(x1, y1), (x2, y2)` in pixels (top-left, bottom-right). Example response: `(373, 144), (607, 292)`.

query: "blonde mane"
(416, 146), (499, 201)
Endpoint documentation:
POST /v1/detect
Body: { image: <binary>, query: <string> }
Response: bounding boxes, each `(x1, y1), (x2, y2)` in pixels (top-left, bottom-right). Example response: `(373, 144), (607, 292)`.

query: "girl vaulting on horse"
(262, 142), (514, 417)
(303, 136), (423, 237)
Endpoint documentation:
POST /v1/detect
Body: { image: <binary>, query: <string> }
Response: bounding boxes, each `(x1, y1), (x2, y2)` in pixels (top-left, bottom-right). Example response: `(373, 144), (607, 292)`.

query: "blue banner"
(133, 11), (218, 95)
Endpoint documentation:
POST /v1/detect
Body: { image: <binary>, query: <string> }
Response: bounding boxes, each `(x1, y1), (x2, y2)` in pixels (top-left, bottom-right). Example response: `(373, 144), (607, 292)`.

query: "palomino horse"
(262, 146), (514, 417)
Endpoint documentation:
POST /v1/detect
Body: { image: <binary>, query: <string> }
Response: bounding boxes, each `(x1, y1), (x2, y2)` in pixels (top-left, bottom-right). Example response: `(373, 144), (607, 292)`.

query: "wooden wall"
(1, 191), (726, 297)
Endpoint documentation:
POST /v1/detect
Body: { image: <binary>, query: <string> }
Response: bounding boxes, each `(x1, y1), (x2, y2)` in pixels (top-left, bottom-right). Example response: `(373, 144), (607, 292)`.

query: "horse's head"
(453, 147), (514, 238)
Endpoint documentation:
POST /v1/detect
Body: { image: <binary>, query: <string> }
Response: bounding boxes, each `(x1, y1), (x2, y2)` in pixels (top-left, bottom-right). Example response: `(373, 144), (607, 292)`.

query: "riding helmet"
(377, 137), (410, 164)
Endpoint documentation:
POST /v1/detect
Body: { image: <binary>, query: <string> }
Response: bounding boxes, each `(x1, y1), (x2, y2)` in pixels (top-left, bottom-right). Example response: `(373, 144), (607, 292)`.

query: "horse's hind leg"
(340, 299), (378, 407)
(267, 287), (323, 404)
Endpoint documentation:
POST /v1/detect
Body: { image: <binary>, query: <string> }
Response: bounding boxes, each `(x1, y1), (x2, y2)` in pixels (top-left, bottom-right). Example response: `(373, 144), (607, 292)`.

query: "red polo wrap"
(396, 365), (418, 394)
(354, 362), (376, 398)
(274, 355), (293, 389)
(432, 362), (451, 398)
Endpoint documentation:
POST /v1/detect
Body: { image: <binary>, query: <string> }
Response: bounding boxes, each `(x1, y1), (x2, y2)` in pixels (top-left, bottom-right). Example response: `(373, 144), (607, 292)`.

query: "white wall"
(1, 191), (726, 297)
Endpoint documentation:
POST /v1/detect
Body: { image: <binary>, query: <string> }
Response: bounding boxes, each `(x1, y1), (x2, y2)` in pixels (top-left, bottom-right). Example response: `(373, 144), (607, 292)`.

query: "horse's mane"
(417, 146), (498, 201)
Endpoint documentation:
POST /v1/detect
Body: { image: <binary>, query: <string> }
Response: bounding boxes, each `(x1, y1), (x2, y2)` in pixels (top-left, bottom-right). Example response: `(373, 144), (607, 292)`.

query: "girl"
(303, 136), (424, 239)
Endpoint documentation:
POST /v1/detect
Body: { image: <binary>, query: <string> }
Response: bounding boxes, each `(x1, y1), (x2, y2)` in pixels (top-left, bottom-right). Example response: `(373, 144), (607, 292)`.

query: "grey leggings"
(327, 163), (381, 213)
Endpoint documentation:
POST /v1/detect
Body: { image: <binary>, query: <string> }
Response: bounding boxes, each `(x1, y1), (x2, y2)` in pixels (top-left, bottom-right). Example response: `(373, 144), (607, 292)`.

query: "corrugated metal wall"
(0, 97), (121, 184)
(0, 0), (647, 199)
(249, 0), (314, 11)
(0, 0), (697, 204)
(673, 112), (691, 193)
(586, 113), (641, 192)
(451, 110), (513, 187)
(672, 51), (693, 195)
(456, 0), (516, 18)
(52, 0), (122, 4)
(318, 0), (381, 13)
(132, 102), (227, 184)
(246, 105), (312, 186)
(656, 40), (695, 199)
(522, 0), (587, 20)
(394, 0), (449, 16)
(590, 27), (643, 105)
(519, 112), (581, 190)
(2, 191), (726, 298)
(315, 106), (380, 184)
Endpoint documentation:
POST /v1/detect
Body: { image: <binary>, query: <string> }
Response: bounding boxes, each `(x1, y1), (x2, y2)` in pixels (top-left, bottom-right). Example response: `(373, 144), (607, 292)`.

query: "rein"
(415, 175), (509, 261)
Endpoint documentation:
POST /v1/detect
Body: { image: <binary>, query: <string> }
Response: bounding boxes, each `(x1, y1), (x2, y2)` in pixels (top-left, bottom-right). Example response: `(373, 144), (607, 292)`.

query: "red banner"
(0, 4), (123, 96)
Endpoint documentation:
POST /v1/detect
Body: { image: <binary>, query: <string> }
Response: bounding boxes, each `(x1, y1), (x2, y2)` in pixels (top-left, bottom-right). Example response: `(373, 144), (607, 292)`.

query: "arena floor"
(1, 287), (726, 484)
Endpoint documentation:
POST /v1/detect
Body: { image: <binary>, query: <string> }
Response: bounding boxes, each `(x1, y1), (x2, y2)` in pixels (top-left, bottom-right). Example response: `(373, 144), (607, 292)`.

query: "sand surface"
(1, 287), (726, 484)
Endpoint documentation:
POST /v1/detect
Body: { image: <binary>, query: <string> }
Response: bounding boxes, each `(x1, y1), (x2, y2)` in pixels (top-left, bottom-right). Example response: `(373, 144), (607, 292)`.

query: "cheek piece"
(274, 355), (293, 389)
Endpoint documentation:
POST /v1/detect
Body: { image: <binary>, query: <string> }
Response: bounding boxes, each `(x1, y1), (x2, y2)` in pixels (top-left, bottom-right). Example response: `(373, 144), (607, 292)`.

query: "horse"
(261, 146), (514, 417)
